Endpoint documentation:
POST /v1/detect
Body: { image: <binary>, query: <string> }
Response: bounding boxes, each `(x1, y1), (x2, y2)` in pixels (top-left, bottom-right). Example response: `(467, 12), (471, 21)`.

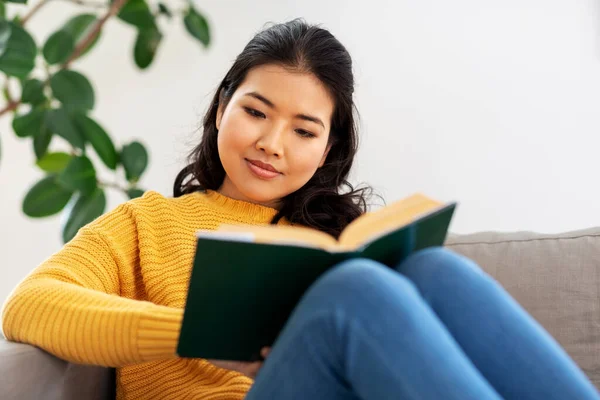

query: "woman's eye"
(296, 129), (315, 138)
(244, 107), (265, 119)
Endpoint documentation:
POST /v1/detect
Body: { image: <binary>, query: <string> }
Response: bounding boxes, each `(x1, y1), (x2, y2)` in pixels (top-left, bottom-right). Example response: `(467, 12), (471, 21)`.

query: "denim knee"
(300, 258), (421, 316)
(397, 247), (492, 299)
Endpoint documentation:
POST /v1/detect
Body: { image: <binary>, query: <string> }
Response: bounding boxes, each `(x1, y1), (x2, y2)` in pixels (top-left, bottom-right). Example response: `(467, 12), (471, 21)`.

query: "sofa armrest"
(0, 337), (115, 400)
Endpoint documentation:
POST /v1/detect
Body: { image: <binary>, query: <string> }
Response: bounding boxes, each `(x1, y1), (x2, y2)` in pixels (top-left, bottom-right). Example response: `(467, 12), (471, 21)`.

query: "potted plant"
(0, 0), (210, 243)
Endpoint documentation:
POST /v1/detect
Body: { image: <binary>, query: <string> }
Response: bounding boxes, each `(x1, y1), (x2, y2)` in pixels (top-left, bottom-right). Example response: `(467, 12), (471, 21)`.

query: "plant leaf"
(12, 107), (46, 138)
(0, 20), (12, 58)
(61, 188), (106, 243)
(43, 14), (100, 66)
(4, 0), (28, 4)
(118, 0), (156, 30)
(22, 175), (74, 218)
(183, 6), (210, 47)
(62, 14), (101, 59)
(46, 108), (86, 149)
(21, 78), (46, 105)
(63, 14), (97, 38)
(50, 69), (95, 111)
(0, 3), (6, 19)
(57, 155), (97, 195)
(72, 113), (118, 169)
(36, 151), (72, 173)
(43, 30), (74, 65)
(126, 188), (145, 199)
(33, 125), (53, 159)
(0, 22), (36, 78)
(134, 27), (162, 69)
(157, 2), (171, 18)
(121, 141), (148, 182)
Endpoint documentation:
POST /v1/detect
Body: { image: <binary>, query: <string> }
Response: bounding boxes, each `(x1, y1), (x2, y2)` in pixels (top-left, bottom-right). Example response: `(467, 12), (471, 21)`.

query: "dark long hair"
(173, 19), (373, 238)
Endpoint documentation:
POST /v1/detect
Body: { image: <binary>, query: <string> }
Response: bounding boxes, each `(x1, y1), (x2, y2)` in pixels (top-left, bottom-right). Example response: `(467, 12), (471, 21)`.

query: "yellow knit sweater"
(1, 190), (290, 399)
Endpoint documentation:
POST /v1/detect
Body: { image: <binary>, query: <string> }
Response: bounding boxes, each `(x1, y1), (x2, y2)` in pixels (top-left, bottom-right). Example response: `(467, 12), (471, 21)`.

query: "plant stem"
(60, 0), (106, 9)
(3, 80), (14, 103)
(0, 99), (19, 116)
(20, 0), (53, 26)
(0, 80), (18, 117)
(0, 0), (129, 115)
(21, 0), (107, 25)
(61, 0), (129, 69)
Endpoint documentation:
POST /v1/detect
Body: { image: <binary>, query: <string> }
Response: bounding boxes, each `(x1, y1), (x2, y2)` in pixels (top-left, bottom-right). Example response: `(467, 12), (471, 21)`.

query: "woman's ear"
(216, 105), (223, 131)
(319, 144), (332, 168)
(215, 89), (226, 131)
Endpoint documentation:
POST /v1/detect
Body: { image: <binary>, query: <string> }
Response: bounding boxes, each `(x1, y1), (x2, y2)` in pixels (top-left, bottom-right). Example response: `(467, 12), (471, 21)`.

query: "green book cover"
(177, 202), (456, 361)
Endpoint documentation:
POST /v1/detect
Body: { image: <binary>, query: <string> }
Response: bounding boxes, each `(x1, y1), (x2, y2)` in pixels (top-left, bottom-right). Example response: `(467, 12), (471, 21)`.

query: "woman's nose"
(256, 127), (285, 157)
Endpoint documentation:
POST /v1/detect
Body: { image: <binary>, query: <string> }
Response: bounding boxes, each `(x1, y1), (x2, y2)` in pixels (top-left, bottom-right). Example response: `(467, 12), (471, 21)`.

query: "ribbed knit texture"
(1, 190), (288, 400)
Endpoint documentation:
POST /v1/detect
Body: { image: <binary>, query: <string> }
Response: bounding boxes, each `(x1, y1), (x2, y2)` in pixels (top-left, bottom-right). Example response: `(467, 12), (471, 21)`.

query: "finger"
(246, 361), (263, 379)
(207, 359), (235, 369)
(260, 346), (271, 359)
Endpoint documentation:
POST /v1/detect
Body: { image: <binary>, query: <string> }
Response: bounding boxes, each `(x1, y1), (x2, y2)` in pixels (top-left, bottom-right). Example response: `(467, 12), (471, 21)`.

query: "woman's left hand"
(207, 347), (271, 379)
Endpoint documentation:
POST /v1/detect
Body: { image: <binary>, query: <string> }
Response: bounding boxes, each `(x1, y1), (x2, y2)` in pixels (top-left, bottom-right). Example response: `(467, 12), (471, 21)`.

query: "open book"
(177, 193), (457, 361)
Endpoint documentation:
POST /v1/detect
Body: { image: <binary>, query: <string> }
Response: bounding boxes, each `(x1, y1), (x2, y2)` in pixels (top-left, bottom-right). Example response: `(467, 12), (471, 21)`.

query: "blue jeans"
(246, 247), (600, 399)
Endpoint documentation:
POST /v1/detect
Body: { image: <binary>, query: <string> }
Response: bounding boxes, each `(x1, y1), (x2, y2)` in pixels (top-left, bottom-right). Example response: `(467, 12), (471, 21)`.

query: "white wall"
(1, 0), (600, 301)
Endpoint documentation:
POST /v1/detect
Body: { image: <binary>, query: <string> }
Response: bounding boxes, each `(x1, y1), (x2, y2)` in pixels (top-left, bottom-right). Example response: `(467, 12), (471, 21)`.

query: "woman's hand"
(207, 347), (271, 379)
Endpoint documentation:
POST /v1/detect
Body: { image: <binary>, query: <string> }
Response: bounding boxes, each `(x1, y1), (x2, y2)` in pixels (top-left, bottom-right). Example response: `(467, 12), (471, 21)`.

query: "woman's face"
(216, 64), (334, 209)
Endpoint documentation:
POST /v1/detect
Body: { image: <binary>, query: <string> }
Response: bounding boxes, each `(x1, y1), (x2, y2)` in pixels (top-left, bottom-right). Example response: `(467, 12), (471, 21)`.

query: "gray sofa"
(1, 227), (599, 399)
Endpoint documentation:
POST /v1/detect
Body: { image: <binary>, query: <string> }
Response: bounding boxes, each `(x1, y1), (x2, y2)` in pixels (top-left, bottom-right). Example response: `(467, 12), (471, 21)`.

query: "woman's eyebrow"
(296, 114), (325, 129)
(244, 91), (325, 129)
(245, 91), (275, 108)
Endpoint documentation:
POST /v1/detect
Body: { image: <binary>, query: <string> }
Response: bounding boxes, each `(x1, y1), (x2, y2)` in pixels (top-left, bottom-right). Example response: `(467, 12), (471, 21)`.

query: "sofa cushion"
(2, 227), (598, 397)
(446, 227), (600, 389)
(0, 335), (114, 400)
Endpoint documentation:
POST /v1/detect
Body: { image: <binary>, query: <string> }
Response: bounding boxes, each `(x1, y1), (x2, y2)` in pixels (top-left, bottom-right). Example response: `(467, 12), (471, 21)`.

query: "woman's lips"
(246, 159), (281, 179)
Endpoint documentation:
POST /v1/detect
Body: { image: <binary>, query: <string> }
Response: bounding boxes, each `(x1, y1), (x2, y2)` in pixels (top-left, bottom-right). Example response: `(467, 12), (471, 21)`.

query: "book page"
(214, 224), (339, 250)
(196, 230), (255, 242)
(339, 194), (444, 249)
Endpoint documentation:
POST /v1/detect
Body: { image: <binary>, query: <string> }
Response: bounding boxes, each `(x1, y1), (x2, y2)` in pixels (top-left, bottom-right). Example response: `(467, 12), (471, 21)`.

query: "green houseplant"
(0, 0), (211, 243)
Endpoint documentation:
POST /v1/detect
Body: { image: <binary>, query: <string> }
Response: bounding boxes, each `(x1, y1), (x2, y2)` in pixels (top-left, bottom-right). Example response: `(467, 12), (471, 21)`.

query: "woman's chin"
(238, 187), (285, 209)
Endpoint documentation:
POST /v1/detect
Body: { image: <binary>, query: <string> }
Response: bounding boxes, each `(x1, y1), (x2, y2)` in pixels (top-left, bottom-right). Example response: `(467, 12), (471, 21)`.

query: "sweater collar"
(202, 189), (281, 224)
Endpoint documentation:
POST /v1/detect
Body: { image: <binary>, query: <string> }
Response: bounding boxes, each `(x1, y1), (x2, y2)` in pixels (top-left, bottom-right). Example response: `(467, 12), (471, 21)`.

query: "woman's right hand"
(207, 347), (271, 379)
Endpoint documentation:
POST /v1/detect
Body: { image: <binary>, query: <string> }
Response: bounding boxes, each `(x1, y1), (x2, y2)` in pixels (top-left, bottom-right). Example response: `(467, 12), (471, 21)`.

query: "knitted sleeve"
(1, 201), (184, 367)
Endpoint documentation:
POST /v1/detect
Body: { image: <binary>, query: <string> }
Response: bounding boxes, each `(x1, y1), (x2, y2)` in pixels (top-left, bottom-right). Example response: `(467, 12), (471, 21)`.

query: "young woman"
(2, 19), (598, 400)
